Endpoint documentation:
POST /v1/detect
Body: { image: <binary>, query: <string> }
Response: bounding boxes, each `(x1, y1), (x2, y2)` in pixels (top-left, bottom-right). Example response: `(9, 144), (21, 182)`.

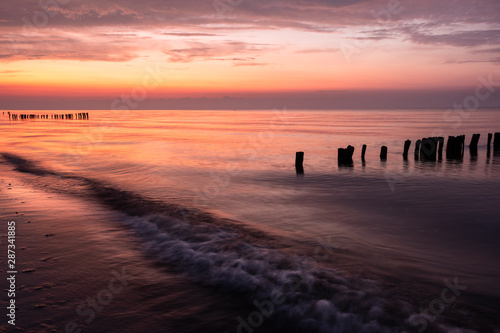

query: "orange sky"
(1, 0), (499, 109)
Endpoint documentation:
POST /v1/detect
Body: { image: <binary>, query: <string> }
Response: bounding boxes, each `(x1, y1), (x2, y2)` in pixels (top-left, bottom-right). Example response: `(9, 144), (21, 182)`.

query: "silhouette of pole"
(420, 137), (437, 161)
(469, 134), (480, 157)
(403, 140), (411, 159)
(487, 133), (492, 156)
(380, 146), (387, 160)
(414, 139), (421, 161)
(461, 135), (465, 157)
(295, 152), (304, 174)
(437, 137), (444, 160)
(338, 145), (355, 166)
(361, 144), (367, 162)
(446, 135), (465, 160)
(494, 133), (500, 152)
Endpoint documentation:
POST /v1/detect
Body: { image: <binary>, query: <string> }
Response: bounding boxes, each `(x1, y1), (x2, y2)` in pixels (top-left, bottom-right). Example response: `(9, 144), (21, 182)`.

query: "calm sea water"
(1, 109), (499, 332)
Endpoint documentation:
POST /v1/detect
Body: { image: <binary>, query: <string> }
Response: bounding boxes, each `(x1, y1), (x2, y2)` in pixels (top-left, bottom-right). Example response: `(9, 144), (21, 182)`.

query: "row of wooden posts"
(5, 112), (89, 120)
(295, 132), (500, 172)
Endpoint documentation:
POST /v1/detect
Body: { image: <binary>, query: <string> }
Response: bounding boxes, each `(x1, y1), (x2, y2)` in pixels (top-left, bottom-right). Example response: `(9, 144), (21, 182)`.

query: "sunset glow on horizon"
(1, 0), (499, 109)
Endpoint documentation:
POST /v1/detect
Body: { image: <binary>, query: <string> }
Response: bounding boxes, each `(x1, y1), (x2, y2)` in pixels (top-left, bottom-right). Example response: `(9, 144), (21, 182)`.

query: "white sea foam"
(120, 213), (422, 333)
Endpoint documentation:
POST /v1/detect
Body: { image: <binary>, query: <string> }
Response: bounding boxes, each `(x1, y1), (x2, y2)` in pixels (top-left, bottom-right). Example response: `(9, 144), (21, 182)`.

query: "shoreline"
(1, 161), (499, 332)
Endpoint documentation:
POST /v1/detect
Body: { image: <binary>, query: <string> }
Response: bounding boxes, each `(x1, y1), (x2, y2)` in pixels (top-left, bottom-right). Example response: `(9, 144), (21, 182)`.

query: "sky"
(1, 0), (500, 109)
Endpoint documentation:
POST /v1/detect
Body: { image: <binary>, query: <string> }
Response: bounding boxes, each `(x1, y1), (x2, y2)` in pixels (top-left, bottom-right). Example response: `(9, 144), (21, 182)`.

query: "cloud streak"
(1, 0), (498, 29)
(162, 41), (271, 63)
(404, 27), (500, 48)
(0, 31), (142, 62)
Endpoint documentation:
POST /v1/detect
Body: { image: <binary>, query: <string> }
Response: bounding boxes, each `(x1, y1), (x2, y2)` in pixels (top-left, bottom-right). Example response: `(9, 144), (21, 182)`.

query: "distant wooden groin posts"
(295, 131), (499, 171)
(418, 137), (439, 161)
(6, 112), (89, 121)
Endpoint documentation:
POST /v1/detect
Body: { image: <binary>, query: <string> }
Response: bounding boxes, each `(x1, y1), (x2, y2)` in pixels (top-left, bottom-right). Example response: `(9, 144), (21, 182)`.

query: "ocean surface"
(1, 109), (499, 333)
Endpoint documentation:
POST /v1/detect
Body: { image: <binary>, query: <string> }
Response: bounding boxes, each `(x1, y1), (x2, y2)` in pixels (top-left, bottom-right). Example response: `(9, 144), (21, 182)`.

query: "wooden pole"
(295, 152), (304, 174)
(461, 135), (465, 157)
(487, 133), (492, 156)
(380, 146), (387, 160)
(414, 139), (421, 161)
(338, 145), (355, 166)
(446, 135), (465, 160)
(420, 137), (437, 161)
(494, 132), (500, 151)
(361, 144), (367, 161)
(469, 134), (480, 156)
(437, 137), (444, 160)
(403, 140), (411, 159)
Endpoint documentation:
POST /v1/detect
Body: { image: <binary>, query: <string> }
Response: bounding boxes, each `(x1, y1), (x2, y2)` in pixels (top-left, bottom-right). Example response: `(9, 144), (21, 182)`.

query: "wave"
(121, 213), (416, 333)
(0, 153), (477, 333)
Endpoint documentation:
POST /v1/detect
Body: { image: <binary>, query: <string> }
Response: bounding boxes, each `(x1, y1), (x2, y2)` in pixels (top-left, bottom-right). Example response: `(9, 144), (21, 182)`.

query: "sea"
(0, 109), (499, 333)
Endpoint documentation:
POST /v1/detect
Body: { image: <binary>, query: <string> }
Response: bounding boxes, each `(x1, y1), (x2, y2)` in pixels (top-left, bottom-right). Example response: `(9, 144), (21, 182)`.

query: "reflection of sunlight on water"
(1, 109), (500, 299)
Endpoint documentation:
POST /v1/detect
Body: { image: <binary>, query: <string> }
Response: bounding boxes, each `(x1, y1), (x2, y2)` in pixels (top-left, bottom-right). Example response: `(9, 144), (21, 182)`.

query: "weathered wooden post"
(469, 134), (480, 156)
(295, 152), (304, 174)
(361, 144), (367, 162)
(446, 136), (454, 159)
(430, 137), (438, 160)
(403, 140), (411, 160)
(420, 137), (437, 161)
(437, 137), (444, 160)
(380, 146), (387, 160)
(420, 138), (427, 160)
(338, 145), (355, 166)
(460, 135), (465, 157)
(446, 135), (465, 160)
(494, 132), (500, 151)
(487, 133), (492, 156)
(414, 139), (421, 161)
